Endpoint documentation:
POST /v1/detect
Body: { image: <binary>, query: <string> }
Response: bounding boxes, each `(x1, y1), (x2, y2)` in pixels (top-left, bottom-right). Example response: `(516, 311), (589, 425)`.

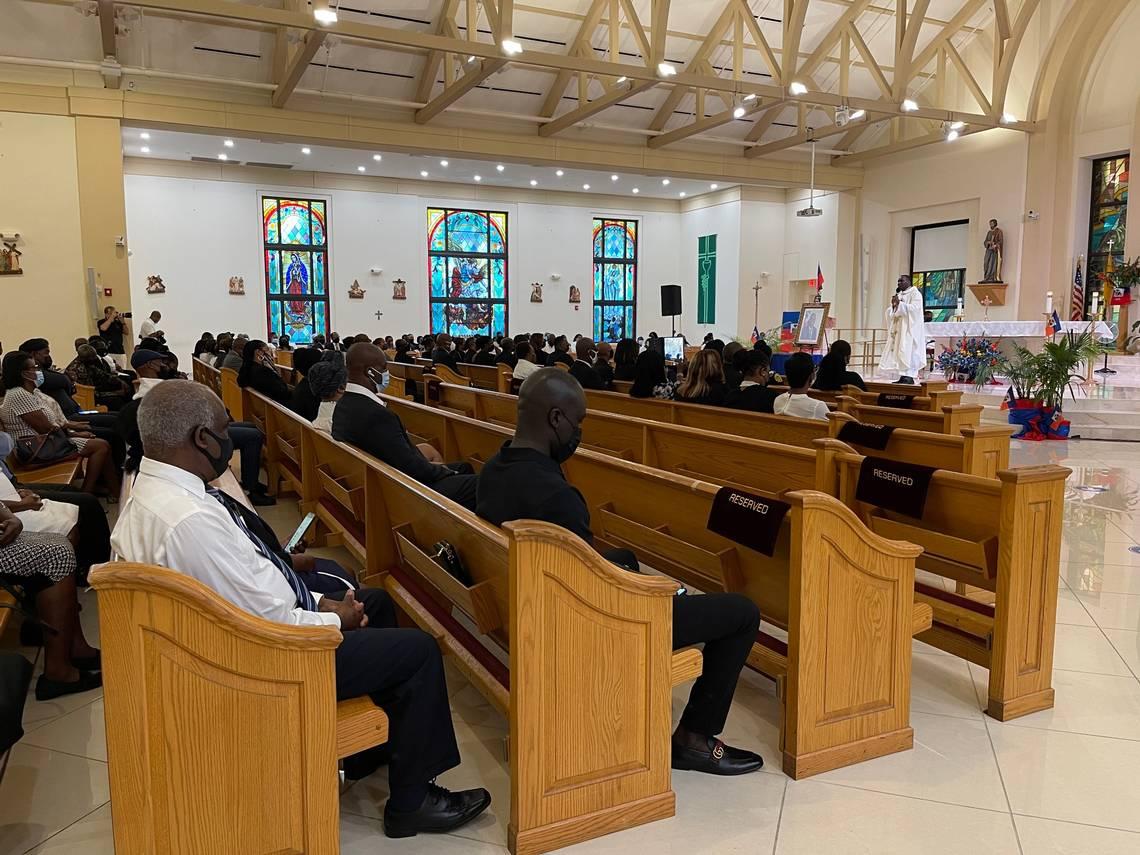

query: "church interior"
(1, 0), (1140, 852)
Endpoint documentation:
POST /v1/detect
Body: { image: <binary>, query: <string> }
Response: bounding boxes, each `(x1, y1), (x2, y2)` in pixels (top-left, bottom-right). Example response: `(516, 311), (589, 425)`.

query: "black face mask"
(196, 426), (234, 480)
(157, 366), (179, 380)
(550, 412), (582, 464)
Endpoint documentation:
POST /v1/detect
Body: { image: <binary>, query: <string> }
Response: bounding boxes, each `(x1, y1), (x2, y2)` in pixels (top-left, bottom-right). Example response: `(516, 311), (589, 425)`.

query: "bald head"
(596, 342), (612, 362)
(346, 341), (387, 391)
(514, 368), (587, 462)
(574, 337), (596, 360)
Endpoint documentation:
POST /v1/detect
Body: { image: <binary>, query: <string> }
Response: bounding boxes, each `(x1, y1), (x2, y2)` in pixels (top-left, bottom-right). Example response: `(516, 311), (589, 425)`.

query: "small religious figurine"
(530, 282), (543, 303)
(0, 238), (22, 275)
(228, 275), (245, 295)
(348, 279), (366, 299)
(980, 294), (993, 321)
(568, 284), (581, 303)
(392, 278), (406, 300)
(145, 274), (166, 294)
(982, 218), (1004, 283)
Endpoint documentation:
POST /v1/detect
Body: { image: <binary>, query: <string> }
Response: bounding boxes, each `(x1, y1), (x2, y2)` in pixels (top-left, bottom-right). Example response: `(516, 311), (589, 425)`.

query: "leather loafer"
(671, 737), (763, 776)
(35, 670), (103, 702)
(383, 784), (491, 838)
(72, 652), (101, 672)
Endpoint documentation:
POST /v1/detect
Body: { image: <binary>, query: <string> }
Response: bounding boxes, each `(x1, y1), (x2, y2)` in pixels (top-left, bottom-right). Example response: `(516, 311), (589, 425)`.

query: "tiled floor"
(4, 439), (1140, 853)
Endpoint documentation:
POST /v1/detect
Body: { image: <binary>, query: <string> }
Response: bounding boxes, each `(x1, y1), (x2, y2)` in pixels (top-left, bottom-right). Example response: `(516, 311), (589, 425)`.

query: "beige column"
(1125, 94), (1140, 262)
(74, 115), (130, 338)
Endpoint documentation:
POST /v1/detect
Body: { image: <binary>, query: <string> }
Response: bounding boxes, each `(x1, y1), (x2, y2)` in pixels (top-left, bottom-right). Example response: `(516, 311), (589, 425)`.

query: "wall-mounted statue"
(982, 218), (1004, 283)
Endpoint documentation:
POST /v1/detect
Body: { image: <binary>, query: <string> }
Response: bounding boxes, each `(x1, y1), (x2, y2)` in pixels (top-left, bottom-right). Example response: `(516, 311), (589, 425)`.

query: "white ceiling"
(121, 126), (741, 199)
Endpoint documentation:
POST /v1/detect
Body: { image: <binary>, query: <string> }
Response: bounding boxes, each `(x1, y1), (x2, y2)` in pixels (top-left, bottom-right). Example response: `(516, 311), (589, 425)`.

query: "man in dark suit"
(724, 350), (778, 414)
(430, 333), (459, 370)
(592, 341), (615, 388)
(568, 338), (606, 390)
(333, 343), (478, 510)
(545, 335), (573, 368)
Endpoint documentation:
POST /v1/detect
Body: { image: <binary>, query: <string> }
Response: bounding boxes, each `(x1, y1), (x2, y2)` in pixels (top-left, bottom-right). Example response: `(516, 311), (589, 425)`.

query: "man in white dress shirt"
(111, 380), (491, 839)
(137, 310), (162, 341)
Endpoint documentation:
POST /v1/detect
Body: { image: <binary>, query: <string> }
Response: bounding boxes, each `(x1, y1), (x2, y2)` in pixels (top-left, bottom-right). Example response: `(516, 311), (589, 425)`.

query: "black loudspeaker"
(660, 284), (682, 317)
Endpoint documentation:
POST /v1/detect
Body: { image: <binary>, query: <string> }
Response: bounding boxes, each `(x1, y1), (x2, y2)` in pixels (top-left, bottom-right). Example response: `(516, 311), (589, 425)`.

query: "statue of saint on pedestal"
(982, 218), (1004, 283)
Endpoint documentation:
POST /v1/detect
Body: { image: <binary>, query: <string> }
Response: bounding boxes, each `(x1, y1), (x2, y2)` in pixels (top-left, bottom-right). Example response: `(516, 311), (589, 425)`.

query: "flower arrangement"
(937, 336), (1001, 382)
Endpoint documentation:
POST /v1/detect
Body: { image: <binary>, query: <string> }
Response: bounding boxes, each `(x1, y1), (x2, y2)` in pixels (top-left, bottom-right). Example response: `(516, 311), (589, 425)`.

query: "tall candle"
(1046, 291), (1053, 314)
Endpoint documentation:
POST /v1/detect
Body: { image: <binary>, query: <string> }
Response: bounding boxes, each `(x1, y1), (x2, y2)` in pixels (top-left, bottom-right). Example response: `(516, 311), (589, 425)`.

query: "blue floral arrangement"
(937, 336), (1001, 381)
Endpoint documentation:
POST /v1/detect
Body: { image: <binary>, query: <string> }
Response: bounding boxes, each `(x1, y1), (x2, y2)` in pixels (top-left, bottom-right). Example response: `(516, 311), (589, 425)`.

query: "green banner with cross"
(697, 234), (717, 324)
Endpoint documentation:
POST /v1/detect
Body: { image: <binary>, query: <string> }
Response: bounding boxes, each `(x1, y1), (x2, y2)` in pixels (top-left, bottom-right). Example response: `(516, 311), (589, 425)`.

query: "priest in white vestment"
(879, 275), (926, 383)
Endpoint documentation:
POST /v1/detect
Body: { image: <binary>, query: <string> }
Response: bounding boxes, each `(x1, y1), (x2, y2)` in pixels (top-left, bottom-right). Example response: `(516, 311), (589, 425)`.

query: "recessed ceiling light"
(301, 147), (311, 155)
(218, 153), (228, 161)
(223, 139), (234, 148)
(789, 81), (808, 96)
(357, 166), (366, 172)
(657, 62), (677, 77)
(555, 169), (564, 177)
(496, 164), (505, 172)
(373, 154), (382, 161)
(662, 178), (670, 186)
(610, 174), (619, 181)
(529, 179), (537, 186)
(139, 132), (150, 140)
(420, 170), (429, 177)
(632, 188), (639, 194)
(313, 7), (337, 25)
(679, 192), (687, 197)
(582, 183), (590, 190)
(710, 183), (718, 190)
(439, 159), (449, 167)
(901, 98), (919, 112)
(140, 146), (150, 153)
(473, 174), (482, 181)
(501, 39), (523, 56)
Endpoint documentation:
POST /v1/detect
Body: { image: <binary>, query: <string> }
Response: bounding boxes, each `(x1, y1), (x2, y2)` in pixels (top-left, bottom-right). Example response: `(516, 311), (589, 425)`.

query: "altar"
(925, 320), (1115, 340)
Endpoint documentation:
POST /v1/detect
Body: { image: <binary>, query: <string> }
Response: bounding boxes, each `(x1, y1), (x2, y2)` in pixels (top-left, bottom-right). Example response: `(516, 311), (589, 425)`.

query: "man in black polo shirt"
(476, 369), (763, 776)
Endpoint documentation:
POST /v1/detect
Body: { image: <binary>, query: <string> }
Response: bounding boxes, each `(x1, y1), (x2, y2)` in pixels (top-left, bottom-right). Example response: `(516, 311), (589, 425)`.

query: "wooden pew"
(219, 367), (244, 421)
(303, 429), (695, 853)
(276, 363), (295, 386)
(423, 383), (1010, 478)
(433, 364), (471, 386)
(379, 397), (927, 778)
(277, 349), (294, 368)
(90, 562), (389, 855)
(835, 395), (983, 435)
(388, 361), (428, 387)
(192, 356), (222, 397)
(454, 362), (510, 391)
(815, 440), (1068, 720)
(862, 379), (962, 412)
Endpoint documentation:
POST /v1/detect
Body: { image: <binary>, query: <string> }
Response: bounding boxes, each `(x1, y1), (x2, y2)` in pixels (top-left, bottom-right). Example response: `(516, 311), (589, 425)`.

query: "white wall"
(125, 172), (682, 365)
(678, 200), (740, 341)
(738, 195), (788, 337)
(783, 190), (841, 323)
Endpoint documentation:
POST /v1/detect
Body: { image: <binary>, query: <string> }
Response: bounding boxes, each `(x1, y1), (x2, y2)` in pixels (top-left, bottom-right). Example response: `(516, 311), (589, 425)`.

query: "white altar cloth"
(925, 320), (1114, 339)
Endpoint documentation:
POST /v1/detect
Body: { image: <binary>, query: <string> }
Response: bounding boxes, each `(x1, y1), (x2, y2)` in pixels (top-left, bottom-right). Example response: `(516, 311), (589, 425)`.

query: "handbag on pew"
(429, 540), (473, 587)
(13, 429), (75, 466)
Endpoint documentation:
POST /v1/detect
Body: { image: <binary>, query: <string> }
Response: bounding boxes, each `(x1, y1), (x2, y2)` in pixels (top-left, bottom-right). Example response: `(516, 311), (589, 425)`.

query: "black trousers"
(431, 467), (478, 511)
(22, 483), (111, 579)
(603, 548), (760, 737)
(72, 412), (126, 468)
(329, 588), (461, 796)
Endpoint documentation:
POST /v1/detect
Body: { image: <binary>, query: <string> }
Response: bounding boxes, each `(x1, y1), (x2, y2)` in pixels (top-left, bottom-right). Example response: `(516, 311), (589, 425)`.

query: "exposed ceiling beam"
(742, 101), (790, 144)
(745, 114), (889, 158)
(540, 78), (657, 136)
(495, 0), (513, 44)
(848, 22), (891, 98)
(415, 0), (460, 104)
(415, 57), (507, 123)
(945, 42), (991, 114)
(835, 122), (871, 150)
(782, 0), (811, 85)
(909, 0), (987, 79)
(731, 0), (782, 81)
(96, 0), (120, 88)
(992, 0), (1041, 119)
(539, 0), (608, 118)
(831, 123), (987, 165)
(619, 0), (651, 60)
(893, 0), (931, 99)
(993, 0), (1011, 41)
(647, 98), (780, 149)
(796, 0), (872, 82)
(271, 30), (326, 108)
(650, 0), (671, 65)
(647, 4), (736, 132)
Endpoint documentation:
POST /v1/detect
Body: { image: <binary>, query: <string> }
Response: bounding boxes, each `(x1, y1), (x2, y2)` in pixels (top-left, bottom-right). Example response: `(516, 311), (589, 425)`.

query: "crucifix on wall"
(374, 310), (384, 321)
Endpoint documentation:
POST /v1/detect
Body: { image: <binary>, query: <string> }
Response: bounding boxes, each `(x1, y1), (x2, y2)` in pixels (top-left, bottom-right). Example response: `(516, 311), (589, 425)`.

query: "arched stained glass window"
(262, 197), (330, 346)
(427, 208), (508, 337)
(592, 218), (637, 342)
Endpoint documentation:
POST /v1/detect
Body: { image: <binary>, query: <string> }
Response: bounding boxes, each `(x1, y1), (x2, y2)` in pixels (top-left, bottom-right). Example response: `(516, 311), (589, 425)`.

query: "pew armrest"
(671, 647), (703, 686)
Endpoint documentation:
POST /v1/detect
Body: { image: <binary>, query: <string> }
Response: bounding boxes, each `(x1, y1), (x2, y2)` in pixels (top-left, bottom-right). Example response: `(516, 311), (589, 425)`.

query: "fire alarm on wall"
(104, 288), (113, 296)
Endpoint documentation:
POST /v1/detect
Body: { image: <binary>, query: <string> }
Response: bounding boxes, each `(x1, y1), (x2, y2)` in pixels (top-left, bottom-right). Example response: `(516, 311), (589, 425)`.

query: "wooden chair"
(301, 431), (697, 853)
(379, 398), (928, 778)
(90, 562), (388, 855)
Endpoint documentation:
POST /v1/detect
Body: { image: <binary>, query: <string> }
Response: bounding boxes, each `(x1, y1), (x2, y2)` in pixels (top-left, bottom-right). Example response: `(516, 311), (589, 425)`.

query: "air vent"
(190, 156), (238, 164)
(244, 161), (295, 169)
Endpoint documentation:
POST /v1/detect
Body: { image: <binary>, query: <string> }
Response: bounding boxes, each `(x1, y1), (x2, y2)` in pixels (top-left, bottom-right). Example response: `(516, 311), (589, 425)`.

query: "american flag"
(1070, 257), (1084, 320)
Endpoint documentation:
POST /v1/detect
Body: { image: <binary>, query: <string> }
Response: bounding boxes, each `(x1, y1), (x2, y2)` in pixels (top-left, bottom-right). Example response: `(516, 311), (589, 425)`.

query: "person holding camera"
(97, 306), (129, 369)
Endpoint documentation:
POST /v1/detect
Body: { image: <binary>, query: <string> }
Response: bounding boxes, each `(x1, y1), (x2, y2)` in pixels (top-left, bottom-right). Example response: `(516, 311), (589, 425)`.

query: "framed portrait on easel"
(795, 302), (830, 348)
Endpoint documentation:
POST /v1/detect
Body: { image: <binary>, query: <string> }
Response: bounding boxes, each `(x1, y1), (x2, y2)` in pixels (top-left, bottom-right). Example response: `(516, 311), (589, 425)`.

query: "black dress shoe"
(383, 784), (492, 838)
(248, 491), (277, 507)
(72, 652), (101, 672)
(35, 670), (103, 701)
(895, 376), (916, 384)
(671, 737), (763, 776)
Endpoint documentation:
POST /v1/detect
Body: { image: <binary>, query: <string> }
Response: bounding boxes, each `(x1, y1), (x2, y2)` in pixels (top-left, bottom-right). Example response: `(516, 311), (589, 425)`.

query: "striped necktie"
(206, 487), (317, 612)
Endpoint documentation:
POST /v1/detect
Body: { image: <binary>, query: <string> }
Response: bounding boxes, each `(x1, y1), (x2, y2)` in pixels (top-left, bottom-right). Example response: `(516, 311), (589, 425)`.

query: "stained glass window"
(427, 208), (508, 337)
(1086, 155), (1130, 316)
(592, 218), (637, 342)
(262, 197), (329, 346)
(910, 270), (964, 322)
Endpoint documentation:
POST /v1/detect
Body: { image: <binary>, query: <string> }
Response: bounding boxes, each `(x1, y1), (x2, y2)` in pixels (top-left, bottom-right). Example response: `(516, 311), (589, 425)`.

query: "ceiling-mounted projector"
(796, 205), (823, 217)
(796, 139), (823, 217)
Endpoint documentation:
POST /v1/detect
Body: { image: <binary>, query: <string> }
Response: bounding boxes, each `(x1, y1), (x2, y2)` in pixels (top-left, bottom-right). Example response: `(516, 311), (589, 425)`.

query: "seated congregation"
(2, 320), (1065, 855)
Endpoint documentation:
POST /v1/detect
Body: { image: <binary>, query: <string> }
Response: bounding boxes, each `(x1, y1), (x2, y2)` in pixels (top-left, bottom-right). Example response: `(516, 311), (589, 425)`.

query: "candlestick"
(1046, 291), (1053, 315)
